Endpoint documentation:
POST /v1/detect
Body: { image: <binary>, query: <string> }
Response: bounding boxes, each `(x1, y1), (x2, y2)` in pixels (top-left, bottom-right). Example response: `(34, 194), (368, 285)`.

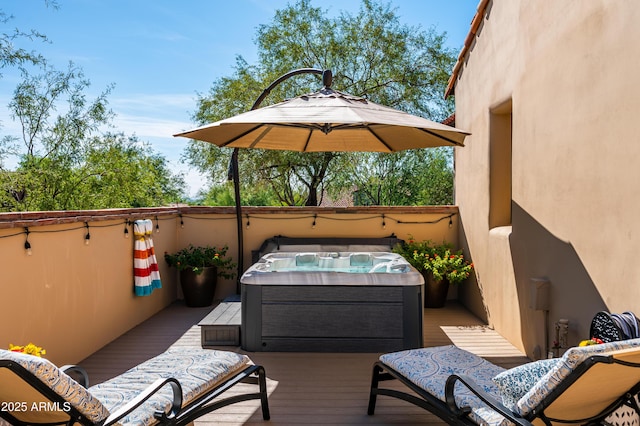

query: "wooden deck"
(80, 301), (529, 425)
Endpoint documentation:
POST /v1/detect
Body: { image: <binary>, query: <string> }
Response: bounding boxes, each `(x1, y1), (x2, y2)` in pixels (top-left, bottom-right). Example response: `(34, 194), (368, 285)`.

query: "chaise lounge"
(368, 339), (640, 425)
(0, 346), (270, 425)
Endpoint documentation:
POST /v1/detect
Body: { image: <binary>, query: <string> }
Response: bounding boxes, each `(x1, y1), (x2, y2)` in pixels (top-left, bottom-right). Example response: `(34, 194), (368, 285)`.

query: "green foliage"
(195, 182), (281, 206)
(392, 236), (473, 284)
(0, 63), (186, 211)
(81, 134), (186, 208)
(164, 244), (236, 278)
(185, 0), (457, 206)
(340, 147), (454, 206)
(0, 6), (51, 78)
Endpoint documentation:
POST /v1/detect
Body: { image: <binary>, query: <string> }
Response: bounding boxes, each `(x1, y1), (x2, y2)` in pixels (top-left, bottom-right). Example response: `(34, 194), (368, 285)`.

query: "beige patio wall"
(0, 206), (457, 365)
(452, 1), (640, 357)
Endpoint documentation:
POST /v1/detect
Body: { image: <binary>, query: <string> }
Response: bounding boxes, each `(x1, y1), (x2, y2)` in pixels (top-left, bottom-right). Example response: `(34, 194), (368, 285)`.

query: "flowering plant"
(420, 248), (474, 285)
(9, 343), (46, 357)
(165, 244), (236, 279)
(393, 236), (473, 284)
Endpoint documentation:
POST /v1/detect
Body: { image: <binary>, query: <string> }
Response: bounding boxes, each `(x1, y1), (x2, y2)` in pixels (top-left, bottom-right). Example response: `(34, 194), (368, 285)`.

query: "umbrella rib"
(302, 128), (313, 152)
(248, 126), (273, 148)
(218, 125), (264, 148)
(417, 128), (465, 147)
(366, 127), (394, 152)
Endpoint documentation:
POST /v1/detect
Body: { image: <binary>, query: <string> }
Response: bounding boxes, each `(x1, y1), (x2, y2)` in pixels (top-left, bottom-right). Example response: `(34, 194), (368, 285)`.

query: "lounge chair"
(368, 340), (640, 425)
(0, 346), (270, 425)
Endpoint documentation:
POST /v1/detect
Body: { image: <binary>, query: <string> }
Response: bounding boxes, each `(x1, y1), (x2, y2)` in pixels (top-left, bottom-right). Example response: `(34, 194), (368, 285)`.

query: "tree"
(185, 0), (457, 206)
(0, 5), (52, 78)
(81, 133), (186, 209)
(345, 148), (454, 206)
(0, 64), (186, 211)
(197, 181), (280, 206)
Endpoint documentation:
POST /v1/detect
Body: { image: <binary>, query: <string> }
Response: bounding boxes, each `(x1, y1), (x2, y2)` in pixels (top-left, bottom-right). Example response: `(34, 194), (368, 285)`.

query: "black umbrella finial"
(322, 69), (332, 89)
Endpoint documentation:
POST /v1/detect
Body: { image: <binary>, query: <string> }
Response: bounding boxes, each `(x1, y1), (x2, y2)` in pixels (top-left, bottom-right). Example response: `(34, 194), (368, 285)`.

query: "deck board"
(80, 301), (530, 425)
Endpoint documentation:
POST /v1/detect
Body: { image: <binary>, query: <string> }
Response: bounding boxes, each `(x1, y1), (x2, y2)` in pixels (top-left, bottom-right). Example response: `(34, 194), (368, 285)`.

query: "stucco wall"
(453, 0), (640, 357)
(0, 206), (458, 365)
(0, 216), (178, 366)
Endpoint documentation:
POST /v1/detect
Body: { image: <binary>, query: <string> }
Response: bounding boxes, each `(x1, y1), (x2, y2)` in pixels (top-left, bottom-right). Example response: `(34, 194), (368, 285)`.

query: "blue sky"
(1, 0), (478, 196)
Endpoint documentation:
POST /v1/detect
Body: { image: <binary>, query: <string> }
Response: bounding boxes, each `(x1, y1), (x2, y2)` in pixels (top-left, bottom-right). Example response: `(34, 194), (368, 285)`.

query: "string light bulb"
(124, 221), (129, 238)
(312, 214), (317, 229)
(84, 223), (91, 245)
(245, 215), (250, 230)
(180, 215), (184, 229)
(24, 227), (32, 256)
(155, 216), (160, 233)
(449, 216), (453, 228)
(382, 214), (386, 229)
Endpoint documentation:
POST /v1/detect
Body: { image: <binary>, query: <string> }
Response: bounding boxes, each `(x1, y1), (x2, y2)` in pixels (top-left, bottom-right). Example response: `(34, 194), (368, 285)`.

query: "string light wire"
(1, 212), (457, 250)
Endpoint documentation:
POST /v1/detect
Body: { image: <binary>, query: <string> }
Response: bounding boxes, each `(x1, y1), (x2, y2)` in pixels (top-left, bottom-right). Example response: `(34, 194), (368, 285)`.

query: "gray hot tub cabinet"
(241, 283), (423, 352)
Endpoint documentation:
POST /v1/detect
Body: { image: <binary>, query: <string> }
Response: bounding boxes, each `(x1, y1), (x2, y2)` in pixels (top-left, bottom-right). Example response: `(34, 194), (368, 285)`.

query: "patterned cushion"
(492, 358), (559, 410)
(380, 345), (512, 426)
(89, 347), (249, 426)
(0, 349), (110, 424)
(516, 338), (640, 416)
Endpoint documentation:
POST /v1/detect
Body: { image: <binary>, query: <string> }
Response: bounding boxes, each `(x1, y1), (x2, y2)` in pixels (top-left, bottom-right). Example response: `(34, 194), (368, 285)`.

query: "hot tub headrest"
(350, 253), (373, 266)
(295, 253), (319, 266)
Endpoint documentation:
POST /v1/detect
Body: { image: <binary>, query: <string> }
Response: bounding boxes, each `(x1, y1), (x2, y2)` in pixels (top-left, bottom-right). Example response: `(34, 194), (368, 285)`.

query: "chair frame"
(368, 354), (640, 426)
(0, 359), (270, 426)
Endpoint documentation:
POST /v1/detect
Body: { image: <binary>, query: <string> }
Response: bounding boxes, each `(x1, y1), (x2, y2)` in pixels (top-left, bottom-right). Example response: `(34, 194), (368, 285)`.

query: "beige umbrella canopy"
(175, 88), (468, 152)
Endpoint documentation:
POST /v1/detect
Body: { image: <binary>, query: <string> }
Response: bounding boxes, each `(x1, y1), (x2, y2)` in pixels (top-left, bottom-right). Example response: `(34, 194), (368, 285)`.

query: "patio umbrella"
(174, 82), (468, 151)
(174, 69), (470, 288)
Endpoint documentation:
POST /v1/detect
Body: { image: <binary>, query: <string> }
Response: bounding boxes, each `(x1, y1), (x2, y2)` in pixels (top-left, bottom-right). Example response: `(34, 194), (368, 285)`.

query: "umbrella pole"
(231, 147), (243, 294)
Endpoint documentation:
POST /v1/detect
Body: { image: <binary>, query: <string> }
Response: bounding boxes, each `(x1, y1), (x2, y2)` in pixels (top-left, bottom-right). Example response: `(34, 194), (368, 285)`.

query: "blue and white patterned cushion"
(89, 347), (250, 426)
(492, 358), (559, 410)
(380, 345), (512, 426)
(516, 338), (640, 416)
(0, 349), (110, 424)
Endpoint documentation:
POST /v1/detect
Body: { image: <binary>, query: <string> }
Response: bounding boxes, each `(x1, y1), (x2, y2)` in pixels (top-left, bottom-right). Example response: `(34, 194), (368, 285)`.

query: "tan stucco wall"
(0, 218), (178, 366)
(0, 206), (458, 365)
(453, 0), (640, 357)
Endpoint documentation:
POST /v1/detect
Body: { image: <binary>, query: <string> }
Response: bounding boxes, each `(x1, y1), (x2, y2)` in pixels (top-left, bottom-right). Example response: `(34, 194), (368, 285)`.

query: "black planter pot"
(179, 266), (218, 307)
(423, 272), (449, 309)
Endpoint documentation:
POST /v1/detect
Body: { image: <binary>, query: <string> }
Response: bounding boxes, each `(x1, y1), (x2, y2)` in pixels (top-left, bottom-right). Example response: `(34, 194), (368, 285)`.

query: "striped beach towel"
(133, 219), (162, 296)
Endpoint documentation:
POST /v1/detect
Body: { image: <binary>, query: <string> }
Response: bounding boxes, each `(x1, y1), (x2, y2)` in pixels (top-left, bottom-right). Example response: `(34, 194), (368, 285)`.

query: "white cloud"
(112, 113), (192, 139)
(110, 93), (195, 112)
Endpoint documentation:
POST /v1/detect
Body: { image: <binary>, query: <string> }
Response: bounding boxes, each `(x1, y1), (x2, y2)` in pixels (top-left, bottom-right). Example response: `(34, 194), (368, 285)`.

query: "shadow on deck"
(80, 301), (529, 425)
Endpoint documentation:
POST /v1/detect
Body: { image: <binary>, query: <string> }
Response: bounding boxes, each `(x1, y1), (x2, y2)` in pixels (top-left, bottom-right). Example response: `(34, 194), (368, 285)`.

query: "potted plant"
(393, 237), (473, 308)
(164, 245), (236, 307)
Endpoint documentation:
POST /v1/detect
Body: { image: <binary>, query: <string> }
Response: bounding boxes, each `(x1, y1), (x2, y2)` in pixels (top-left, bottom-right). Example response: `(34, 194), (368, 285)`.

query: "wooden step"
(198, 301), (241, 346)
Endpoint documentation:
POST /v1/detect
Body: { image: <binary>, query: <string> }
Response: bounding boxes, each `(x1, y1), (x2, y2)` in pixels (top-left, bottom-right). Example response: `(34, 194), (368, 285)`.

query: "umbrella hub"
(303, 88), (369, 105)
(322, 69), (332, 89)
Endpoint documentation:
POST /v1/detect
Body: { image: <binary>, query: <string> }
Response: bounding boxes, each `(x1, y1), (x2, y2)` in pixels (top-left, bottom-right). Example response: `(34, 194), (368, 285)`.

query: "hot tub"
(241, 251), (424, 352)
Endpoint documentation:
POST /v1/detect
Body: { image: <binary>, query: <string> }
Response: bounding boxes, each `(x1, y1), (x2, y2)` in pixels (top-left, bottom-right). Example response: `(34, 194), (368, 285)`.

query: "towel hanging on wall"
(133, 219), (162, 296)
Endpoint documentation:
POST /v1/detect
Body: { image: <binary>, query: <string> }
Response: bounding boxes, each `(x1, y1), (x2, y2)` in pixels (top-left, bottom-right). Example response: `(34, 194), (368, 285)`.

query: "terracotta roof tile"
(445, 0), (491, 99)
